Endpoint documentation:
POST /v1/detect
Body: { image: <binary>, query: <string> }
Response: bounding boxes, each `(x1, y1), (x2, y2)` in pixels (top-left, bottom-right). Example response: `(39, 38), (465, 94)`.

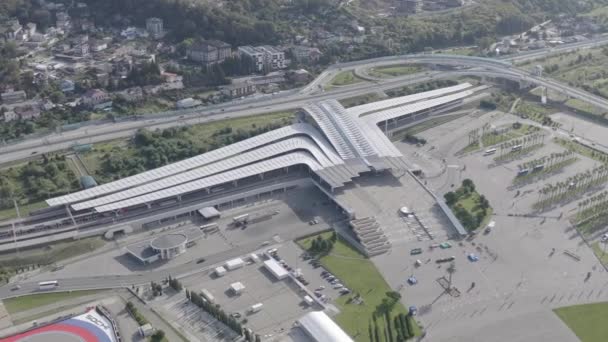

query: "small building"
(263, 258), (288, 280)
(60, 79), (75, 93)
(146, 17), (164, 39)
(197, 206), (220, 220)
(229, 282), (245, 295)
(297, 311), (354, 342)
(116, 87), (144, 103)
(238, 45), (285, 72)
(138, 323), (154, 337)
(290, 69), (310, 84)
(81, 89), (111, 109)
(149, 233), (188, 260)
(215, 266), (227, 277)
(291, 46), (322, 64)
(2, 110), (17, 122)
(225, 258), (245, 270)
(126, 229), (203, 264)
(176, 98), (202, 109)
(1, 90), (27, 105)
(90, 39), (108, 52)
(232, 71), (286, 87)
(249, 253), (260, 263)
(187, 40), (231, 65)
(14, 105), (41, 120)
(80, 175), (98, 189)
(220, 81), (256, 99)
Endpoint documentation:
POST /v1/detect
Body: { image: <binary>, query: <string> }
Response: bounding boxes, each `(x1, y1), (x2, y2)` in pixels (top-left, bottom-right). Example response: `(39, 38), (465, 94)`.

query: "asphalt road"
(3, 37), (608, 165)
(0, 237), (274, 300)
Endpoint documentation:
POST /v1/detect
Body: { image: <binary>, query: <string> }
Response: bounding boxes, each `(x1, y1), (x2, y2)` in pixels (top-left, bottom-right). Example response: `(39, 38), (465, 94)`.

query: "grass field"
(340, 93), (383, 108)
(80, 111), (295, 183)
(515, 100), (557, 125)
(455, 191), (494, 230)
(0, 200), (48, 221)
(3, 290), (102, 314)
(565, 99), (606, 116)
(591, 242), (608, 266)
(0, 236), (106, 265)
(481, 123), (537, 147)
(297, 233), (420, 341)
(554, 138), (608, 164)
(327, 71), (364, 88)
(368, 65), (421, 78)
(554, 302), (608, 342)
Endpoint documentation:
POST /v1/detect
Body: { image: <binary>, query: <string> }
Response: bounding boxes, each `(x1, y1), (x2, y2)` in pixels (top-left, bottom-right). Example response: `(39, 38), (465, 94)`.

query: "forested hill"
(80, 0), (327, 46)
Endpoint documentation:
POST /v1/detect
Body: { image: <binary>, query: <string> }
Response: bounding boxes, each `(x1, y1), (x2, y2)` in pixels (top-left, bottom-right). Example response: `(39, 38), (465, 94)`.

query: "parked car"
(436, 256), (456, 263)
(407, 276), (418, 285)
(467, 254), (479, 262)
(410, 248), (423, 255)
(439, 242), (452, 249)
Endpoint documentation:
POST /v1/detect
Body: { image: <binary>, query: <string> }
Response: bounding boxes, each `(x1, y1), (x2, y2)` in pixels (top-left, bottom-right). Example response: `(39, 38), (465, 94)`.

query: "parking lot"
(158, 250), (320, 339)
(28, 186), (342, 281)
(384, 109), (608, 341)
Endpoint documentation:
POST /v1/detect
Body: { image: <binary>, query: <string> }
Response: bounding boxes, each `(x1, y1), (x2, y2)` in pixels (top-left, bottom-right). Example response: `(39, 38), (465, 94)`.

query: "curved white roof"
(348, 82), (472, 117)
(298, 311), (353, 342)
(47, 123), (341, 207)
(71, 136), (337, 211)
(94, 151), (322, 212)
(362, 90), (474, 125)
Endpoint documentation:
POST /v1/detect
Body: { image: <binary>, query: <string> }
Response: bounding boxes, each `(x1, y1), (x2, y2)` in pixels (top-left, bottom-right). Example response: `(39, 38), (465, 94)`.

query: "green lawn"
(554, 138), (608, 164)
(340, 93), (383, 108)
(565, 99), (605, 117)
(515, 100), (558, 126)
(0, 200), (48, 221)
(458, 141), (481, 154)
(481, 124), (538, 147)
(3, 290), (102, 314)
(297, 233), (420, 341)
(554, 302), (608, 342)
(368, 65), (421, 78)
(591, 242), (608, 266)
(456, 192), (494, 229)
(0, 236), (106, 266)
(328, 71), (364, 88)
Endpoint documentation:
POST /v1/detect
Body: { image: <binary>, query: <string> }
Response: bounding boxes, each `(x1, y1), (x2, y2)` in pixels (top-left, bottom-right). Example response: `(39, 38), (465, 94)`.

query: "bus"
(511, 145), (523, 152)
(38, 280), (59, 291)
(200, 223), (219, 233)
(483, 148), (497, 156)
(232, 214), (249, 224)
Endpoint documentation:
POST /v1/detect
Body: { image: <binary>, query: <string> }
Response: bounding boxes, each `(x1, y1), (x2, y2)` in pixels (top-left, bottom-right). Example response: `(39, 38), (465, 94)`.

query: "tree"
(462, 179), (475, 192)
(444, 191), (458, 206)
(150, 330), (165, 342)
(447, 262), (456, 287)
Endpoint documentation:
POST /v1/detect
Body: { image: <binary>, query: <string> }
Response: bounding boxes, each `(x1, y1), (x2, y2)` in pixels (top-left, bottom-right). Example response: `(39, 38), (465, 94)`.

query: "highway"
(0, 238), (277, 300)
(3, 36), (608, 161)
(2, 37), (608, 164)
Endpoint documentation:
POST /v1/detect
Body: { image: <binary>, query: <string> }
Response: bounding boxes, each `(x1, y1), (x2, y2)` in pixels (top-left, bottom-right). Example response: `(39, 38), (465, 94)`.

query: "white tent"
(297, 311), (353, 342)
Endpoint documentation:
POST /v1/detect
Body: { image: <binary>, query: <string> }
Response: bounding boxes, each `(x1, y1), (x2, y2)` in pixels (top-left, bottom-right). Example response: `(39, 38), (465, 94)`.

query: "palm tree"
(447, 262), (456, 288)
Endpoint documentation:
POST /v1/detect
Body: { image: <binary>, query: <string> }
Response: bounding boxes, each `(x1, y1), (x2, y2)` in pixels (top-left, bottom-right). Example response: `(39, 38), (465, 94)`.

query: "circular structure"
(150, 233), (188, 260)
(5, 311), (117, 342)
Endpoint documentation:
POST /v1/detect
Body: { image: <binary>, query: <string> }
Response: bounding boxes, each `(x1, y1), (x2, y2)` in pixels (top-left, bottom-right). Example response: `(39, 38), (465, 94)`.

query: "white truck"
(249, 303), (263, 313)
(201, 289), (215, 304)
